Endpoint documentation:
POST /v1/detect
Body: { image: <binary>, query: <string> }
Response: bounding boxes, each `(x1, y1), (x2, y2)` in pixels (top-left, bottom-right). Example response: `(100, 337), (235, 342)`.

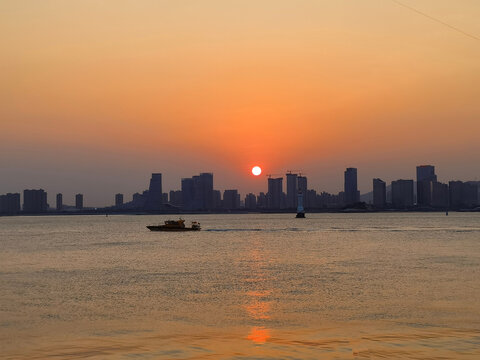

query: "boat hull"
(146, 226), (201, 231)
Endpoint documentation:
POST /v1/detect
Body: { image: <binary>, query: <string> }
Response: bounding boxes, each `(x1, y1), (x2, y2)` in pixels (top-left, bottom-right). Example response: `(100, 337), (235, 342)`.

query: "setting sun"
(252, 166), (262, 176)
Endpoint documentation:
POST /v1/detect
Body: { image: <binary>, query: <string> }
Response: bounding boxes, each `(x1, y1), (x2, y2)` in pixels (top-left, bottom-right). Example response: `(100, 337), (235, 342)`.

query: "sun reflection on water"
(243, 245), (273, 344)
(247, 326), (271, 344)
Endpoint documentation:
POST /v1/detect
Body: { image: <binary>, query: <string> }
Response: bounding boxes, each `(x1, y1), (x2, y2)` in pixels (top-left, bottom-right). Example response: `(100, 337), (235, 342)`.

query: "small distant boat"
(147, 219), (201, 232)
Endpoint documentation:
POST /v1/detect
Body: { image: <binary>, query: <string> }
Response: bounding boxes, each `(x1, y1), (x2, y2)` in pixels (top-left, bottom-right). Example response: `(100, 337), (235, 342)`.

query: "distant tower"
(115, 193), (123, 208)
(267, 177), (283, 209)
(416, 165), (437, 206)
(344, 168), (358, 206)
(391, 180), (414, 209)
(286, 173), (298, 209)
(145, 173), (163, 211)
(23, 189), (48, 213)
(75, 194), (83, 210)
(56, 193), (63, 211)
(372, 178), (386, 209)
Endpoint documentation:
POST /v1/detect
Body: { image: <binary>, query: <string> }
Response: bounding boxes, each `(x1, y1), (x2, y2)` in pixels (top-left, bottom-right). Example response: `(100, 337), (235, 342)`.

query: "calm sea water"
(1, 213), (479, 359)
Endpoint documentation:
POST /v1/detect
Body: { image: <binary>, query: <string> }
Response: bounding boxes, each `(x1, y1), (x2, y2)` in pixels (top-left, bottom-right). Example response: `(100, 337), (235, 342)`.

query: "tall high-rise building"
(373, 178), (386, 209)
(257, 192), (267, 209)
(0, 193), (21, 214)
(181, 178), (195, 210)
(192, 173), (214, 211)
(416, 165), (437, 206)
(297, 175), (307, 200)
(145, 173), (163, 211)
(391, 180), (414, 209)
(23, 189), (47, 213)
(181, 173), (214, 210)
(115, 193), (124, 208)
(223, 190), (239, 210)
(56, 193), (63, 211)
(245, 193), (257, 210)
(344, 168), (358, 206)
(267, 177), (283, 209)
(306, 189), (317, 209)
(286, 173), (298, 209)
(75, 194), (84, 209)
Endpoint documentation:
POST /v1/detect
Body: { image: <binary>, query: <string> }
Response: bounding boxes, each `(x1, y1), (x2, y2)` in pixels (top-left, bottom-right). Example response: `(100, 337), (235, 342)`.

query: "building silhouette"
(223, 190), (239, 210)
(23, 189), (47, 213)
(344, 168), (359, 206)
(431, 182), (448, 208)
(212, 190), (222, 209)
(306, 189), (317, 209)
(373, 178), (386, 209)
(257, 192), (267, 209)
(180, 173), (214, 211)
(286, 173), (298, 209)
(192, 173), (214, 211)
(267, 177), (283, 209)
(56, 193), (63, 211)
(298, 176), (307, 206)
(0, 193), (21, 215)
(449, 181), (478, 209)
(181, 178), (195, 210)
(169, 190), (183, 207)
(75, 194), (83, 209)
(245, 193), (257, 210)
(416, 165), (437, 206)
(145, 173), (163, 211)
(391, 180), (414, 209)
(115, 193), (123, 208)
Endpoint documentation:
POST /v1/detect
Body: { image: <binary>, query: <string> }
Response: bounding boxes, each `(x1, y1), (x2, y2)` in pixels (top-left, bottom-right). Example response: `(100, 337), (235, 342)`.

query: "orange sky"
(1, 0), (479, 206)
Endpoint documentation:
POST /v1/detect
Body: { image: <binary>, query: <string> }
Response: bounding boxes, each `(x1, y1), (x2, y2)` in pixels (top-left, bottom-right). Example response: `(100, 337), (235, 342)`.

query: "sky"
(1, 0), (479, 207)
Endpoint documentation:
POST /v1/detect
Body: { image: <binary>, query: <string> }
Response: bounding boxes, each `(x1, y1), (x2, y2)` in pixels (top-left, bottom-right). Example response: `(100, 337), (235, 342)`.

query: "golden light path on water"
(1, 213), (480, 359)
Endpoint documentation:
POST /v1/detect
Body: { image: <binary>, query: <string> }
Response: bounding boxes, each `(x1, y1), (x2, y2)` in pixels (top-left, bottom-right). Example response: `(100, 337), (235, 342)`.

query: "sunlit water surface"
(1, 213), (479, 359)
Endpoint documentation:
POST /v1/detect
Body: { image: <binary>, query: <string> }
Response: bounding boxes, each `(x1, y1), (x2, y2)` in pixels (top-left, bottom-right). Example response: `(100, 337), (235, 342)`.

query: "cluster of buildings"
(372, 166), (479, 210)
(1, 166), (479, 215)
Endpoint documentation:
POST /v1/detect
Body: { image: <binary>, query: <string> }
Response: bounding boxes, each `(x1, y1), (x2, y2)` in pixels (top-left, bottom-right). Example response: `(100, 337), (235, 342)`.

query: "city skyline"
(2, 164), (479, 212)
(1, 1), (479, 207)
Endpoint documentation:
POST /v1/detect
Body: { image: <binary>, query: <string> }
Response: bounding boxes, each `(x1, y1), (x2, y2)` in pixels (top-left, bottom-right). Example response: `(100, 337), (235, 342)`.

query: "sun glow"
(252, 166), (262, 176)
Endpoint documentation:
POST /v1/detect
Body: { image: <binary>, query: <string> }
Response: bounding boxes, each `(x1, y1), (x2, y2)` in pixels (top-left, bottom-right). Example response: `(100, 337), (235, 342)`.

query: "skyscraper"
(181, 178), (195, 210)
(344, 168), (358, 206)
(267, 177), (283, 209)
(56, 193), (63, 211)
(115, 193), (124, 208)
(416, 165), (437, 206)
(391, 180), (414, 209)
(297, 175), (307, 200)
(75, 194), (84, 209)
(373, 178), (386, 209)
(245, 193), (257, 210)
(192, 173), (214, 211)
(181, 172), (214, 211)
(145, 173), (163, 211)
(23, 189), (47, 213)
(223, 190), (239, 210)
(286, 173), (298, 209)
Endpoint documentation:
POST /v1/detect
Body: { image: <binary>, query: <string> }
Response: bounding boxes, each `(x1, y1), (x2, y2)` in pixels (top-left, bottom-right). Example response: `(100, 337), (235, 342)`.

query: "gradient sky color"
(1, 0), (479, 206)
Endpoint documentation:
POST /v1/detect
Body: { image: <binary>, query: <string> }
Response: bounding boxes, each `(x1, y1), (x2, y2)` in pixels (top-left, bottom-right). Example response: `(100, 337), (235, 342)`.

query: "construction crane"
(287, 170), (307, 177)
(265, 173), (283, 178)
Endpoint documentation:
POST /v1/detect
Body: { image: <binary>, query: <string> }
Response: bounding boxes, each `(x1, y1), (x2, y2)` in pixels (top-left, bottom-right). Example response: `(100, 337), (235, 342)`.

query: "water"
(1, 213), (479, 359)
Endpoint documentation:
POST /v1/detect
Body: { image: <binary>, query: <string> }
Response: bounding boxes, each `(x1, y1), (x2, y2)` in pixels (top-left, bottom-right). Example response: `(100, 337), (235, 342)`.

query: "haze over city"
(1, 0), (479, 206)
